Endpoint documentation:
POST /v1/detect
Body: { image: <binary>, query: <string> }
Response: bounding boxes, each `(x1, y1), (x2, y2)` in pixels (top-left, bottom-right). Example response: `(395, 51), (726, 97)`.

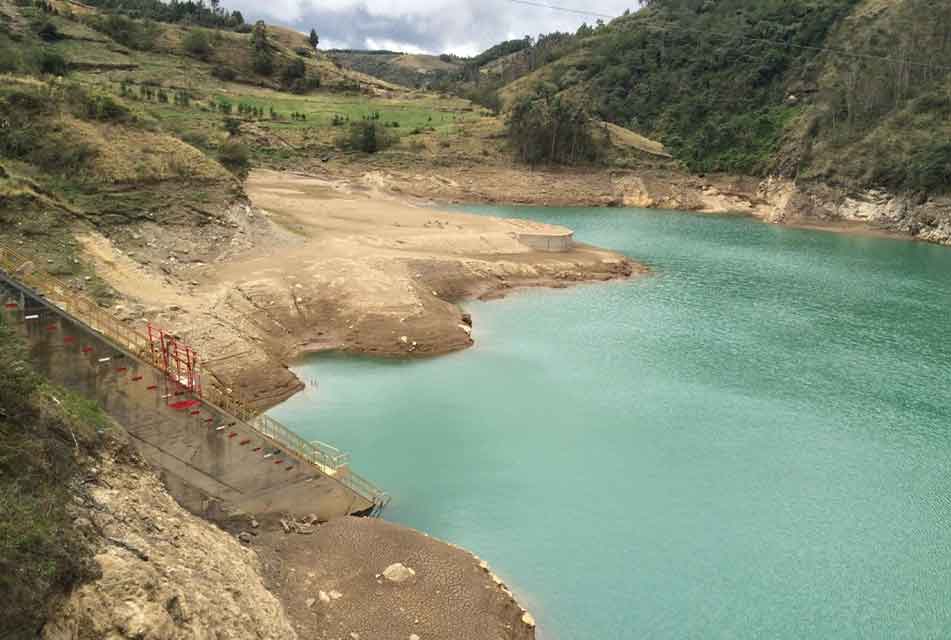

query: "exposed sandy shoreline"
(83, 169), (641, 412)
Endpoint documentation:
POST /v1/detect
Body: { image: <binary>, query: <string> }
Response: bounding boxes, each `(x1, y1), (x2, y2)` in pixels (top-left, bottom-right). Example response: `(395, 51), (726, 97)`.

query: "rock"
(237, 532), (253, 544)
(329, 590), (343, 600)
(280, 519), (291, 534)
(382, 563), (416, 583)
(250, 519), (259, 529)
(461, 313), (472, 327)
(410, 635), (420, 640)
(399, 336), (409, 344)
(318, 590), (331, 604)
(305, 598), (316, 608)
(297, 524), (315, 535)
(522, 612), (536, 628)
(350, 633), (360, 640)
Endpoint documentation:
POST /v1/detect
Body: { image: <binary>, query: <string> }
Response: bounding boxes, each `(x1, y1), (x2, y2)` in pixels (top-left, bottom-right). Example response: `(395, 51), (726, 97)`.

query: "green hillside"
(488, 0), (951, 193)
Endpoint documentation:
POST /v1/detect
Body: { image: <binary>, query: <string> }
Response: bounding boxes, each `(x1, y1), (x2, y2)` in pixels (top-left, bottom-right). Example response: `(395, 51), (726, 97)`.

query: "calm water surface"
(270, 207), (951, 639)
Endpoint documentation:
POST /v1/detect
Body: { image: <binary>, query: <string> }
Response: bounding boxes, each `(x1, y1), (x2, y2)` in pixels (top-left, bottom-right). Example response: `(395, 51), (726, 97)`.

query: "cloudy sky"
(225, 0), (642, 56)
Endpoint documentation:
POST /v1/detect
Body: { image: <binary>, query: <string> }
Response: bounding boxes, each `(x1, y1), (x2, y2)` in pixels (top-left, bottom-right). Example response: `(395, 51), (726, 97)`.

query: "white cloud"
(226, 0), (642, 55)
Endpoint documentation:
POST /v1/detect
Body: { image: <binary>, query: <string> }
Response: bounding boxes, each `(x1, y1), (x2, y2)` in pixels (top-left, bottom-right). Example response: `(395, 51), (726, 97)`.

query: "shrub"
(63, 85), (131, 122)
(906, 143), (951, 194)
(86, 14), (159, 51)
(336, 121), (395, 154)
(35, 49), (67, 76)
(182, 29), (211, 58)
(35, 20), (62, 42)
(218, 140), (250, 172)
(211, 65), (236, 81)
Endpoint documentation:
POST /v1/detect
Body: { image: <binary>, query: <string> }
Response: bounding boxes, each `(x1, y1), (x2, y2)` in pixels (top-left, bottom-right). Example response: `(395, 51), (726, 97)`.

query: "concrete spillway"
(0, 273), (380, 521)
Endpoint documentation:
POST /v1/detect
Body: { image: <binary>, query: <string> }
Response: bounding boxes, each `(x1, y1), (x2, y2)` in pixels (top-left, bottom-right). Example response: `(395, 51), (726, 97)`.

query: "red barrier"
(4, 303), (18, 309)
(239, 439), (251, 446)
(228, 432), (238, 439)
(116, 367), (128, 373)
(190, 410), (200, 416)
(132, 375), (143, 381)
(169, 399), (201, 411)
(147, 385), (158, 391)
(82, 346), (94, 354)
(64, 336), (76, 344)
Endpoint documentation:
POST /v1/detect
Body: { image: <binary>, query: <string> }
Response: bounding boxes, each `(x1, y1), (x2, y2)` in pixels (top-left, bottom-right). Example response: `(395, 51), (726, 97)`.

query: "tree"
(309, 29), (319, 49)
(507, 84), (600, 165)
(337, 121), (395, 154)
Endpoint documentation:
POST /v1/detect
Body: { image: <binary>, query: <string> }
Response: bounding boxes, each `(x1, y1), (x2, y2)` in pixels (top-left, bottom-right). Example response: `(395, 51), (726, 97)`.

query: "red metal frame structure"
(147, 323), (202, 398)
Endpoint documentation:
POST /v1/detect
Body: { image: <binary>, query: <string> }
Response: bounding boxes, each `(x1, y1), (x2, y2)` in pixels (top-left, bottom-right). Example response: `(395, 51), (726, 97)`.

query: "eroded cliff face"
(757, 179), (951, 245)
(613, 171), (951, 246)
(43, 453), (297, 640)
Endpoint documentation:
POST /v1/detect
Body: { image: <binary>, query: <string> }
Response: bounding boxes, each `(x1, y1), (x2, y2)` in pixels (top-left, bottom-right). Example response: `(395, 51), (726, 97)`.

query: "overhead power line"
(502, 0), (951, 73)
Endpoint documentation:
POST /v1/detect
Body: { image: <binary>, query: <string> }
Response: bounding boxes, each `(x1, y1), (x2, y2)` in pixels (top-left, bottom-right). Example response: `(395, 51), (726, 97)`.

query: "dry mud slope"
(82, 170), (639, 410)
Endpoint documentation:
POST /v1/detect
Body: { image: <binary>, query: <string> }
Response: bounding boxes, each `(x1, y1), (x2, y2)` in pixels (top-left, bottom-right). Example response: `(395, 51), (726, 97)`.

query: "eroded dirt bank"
(325, 157), (951, 246)
(83, 169), (640, 411)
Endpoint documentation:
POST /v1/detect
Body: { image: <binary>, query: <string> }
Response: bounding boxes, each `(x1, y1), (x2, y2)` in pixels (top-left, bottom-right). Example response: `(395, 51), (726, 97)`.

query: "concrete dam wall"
(0, 271), (386, 521)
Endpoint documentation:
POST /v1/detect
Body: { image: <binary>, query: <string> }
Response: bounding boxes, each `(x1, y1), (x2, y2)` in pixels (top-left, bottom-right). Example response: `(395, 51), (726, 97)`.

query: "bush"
(182, 29), (211, 58)
(35, 49), (67, 76)
(906, 143), (951, 194)
(86, 14), (159, 51)
(218, 140), (250, 172)
(336, 121), (395, 154)
(63, 85), (131, 122)
(35, 20), (62, 42)
(211, 65), (236, 81)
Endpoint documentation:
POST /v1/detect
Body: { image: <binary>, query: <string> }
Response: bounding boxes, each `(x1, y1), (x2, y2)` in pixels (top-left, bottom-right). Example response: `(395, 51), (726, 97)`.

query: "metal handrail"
(0, 242), (390, 512)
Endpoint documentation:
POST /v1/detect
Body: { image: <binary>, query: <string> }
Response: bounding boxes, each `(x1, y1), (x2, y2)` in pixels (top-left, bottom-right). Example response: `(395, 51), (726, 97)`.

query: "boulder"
(382, 563), (416, 583)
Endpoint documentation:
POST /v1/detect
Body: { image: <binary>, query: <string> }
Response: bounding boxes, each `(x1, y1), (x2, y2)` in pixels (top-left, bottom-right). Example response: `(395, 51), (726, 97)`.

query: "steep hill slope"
(495, 0), (951, 197)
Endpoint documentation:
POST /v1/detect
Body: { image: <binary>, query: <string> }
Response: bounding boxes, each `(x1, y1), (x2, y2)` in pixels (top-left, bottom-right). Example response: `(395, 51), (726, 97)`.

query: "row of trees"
(507, 84), (601, 165)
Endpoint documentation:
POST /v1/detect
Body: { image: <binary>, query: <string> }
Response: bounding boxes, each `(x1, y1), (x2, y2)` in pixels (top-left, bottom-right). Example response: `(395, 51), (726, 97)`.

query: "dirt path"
(80, 169), (640, 411)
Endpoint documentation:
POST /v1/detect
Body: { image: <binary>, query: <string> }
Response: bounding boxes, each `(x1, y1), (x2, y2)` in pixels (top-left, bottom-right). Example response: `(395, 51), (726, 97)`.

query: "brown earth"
(42, 430), (536, 640)
(81, 168), (640, 412)
(251, 517), (535, 640)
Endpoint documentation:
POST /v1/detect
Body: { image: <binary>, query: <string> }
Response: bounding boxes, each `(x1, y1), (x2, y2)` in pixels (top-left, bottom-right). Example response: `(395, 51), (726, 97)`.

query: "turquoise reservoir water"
(270, 207), (951, 640)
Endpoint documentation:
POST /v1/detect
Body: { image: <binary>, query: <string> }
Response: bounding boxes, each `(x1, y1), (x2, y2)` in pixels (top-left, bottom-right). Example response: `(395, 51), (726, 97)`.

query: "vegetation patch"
(0, 314), (107, 638)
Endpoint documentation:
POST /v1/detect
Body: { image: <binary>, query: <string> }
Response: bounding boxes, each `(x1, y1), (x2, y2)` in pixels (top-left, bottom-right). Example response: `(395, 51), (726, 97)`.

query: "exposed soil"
(80, 169), (641, 412)
(252, 517), (535, 640)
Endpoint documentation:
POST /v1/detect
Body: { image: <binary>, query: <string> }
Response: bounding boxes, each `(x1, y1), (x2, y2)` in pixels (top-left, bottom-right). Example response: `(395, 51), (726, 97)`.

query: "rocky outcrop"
(612, 171), (951, 246)
(757, 178), (951, 245)
(43, 454), (297, 640)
